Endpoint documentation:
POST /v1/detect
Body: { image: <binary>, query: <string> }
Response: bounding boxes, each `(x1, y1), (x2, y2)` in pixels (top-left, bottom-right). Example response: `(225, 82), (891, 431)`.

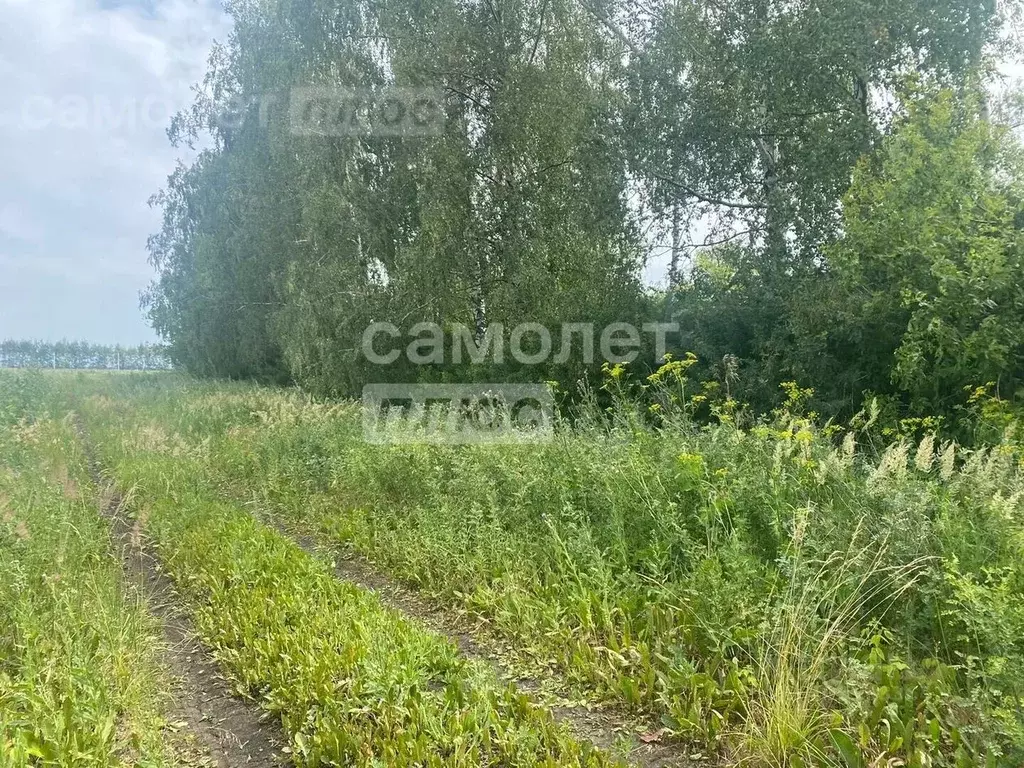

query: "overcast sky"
(0, 0), (230, 344)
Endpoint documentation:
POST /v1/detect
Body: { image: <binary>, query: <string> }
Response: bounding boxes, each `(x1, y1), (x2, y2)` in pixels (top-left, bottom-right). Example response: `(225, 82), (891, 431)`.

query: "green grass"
(76, 383), (622, 768)
(0, 375), (179, 766)
(35, 370), (1024, 766)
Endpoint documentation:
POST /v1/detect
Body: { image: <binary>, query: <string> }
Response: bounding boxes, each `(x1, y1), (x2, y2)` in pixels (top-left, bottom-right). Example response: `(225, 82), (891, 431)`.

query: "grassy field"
(2, 368), (1023, 766)
(1, 370), (624, 767)
(0, 373), (181, 765)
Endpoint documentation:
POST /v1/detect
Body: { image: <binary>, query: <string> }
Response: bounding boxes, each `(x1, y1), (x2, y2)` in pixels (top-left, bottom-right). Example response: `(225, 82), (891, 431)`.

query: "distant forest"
(0, 340), (171, 371)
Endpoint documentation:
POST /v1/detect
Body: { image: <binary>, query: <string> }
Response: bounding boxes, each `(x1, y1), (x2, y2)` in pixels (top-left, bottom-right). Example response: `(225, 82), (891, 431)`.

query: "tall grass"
(54, 370), (1024, 766)
(0, 375), (180, 766)
(76, 384), (623, 767)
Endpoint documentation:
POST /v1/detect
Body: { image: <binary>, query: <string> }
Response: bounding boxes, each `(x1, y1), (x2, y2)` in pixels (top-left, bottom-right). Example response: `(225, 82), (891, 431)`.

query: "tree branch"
(653, 172), (767, 210)
(527, 0), (549, 67)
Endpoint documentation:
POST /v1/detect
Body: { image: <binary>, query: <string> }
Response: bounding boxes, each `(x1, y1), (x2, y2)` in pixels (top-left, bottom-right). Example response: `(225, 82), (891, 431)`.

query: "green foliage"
(64, 371), (1024, 766)
(826, 86), (1024, 417)
(146, 0), (650, 394)
(77, 383), (623, 768)
(663, 82), (1024, 430)
(142, 0), (1016, 418)
(0, 375), (178, 766)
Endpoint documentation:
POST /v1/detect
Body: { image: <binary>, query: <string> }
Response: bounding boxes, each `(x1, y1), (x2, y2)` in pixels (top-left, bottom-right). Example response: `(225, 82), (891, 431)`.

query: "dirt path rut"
(77, 424), (285, 767)
(258, 514), (688, 768)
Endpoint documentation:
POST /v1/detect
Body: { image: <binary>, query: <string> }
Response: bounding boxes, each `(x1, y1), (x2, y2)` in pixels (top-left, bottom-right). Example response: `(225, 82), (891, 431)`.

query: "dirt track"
(78, 420), (285, 767)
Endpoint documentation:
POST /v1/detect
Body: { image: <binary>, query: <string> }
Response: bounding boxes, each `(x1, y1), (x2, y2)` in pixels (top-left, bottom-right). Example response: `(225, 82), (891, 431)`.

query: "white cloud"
(0, 0), (230, 343)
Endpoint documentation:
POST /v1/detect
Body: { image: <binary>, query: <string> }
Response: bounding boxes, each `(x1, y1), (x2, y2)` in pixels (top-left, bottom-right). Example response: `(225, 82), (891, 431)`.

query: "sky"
(0, 0), (230, 344)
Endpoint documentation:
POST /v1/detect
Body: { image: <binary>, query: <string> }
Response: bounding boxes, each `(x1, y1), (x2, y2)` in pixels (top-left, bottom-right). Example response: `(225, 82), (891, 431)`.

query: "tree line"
(145, 0), (1024, 429)
(0, 341), (171, 371)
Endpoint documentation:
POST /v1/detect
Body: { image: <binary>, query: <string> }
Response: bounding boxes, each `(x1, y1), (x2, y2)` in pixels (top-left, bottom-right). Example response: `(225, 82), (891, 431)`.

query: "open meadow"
(1, 368), (1022, 767)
